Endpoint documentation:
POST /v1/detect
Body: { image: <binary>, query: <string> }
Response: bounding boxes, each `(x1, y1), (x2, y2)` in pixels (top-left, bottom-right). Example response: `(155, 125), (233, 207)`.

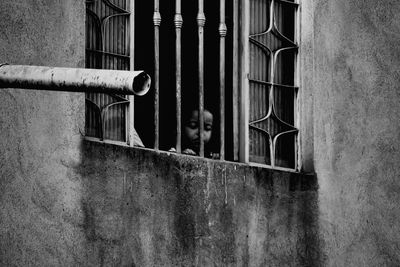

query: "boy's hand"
(210, 152), (220, 160)
(183, 148), (197, 156)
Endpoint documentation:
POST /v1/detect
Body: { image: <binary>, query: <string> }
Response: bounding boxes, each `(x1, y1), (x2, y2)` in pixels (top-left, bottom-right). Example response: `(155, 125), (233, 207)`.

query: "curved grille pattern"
(248, 0), (298, 168)
(85, 0), (131, 142)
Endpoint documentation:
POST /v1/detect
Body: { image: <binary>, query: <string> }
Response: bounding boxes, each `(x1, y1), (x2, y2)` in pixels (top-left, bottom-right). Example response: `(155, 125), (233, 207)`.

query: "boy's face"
(184, 109), (213, 151)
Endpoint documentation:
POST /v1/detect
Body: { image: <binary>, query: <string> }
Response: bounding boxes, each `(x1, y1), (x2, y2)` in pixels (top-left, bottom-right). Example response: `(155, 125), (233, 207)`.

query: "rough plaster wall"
(0, 0), (85, 266)
(299, 0), (315, 173)
(81, 142), (320, 266)
(312, 0), (400, 265)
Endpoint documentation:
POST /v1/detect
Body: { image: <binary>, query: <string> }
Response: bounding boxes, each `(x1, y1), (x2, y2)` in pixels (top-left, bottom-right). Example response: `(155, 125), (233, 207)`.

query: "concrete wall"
(0, 1), (320, 266)
(2, 0), (400, 266)
(80, 142), (320, 266)
(0, 0), (86, 265)
(308, 0), (400, 265)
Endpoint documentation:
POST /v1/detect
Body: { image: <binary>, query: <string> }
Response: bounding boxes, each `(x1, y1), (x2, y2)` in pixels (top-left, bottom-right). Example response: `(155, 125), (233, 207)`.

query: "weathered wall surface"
(0, 1), (321, 266)
(3, 0), (400, 266)
(311, 0), (400, 265)
(80, 142), (320, 266)
(0, 0), (85, 266)
(299, 0), (315, 173)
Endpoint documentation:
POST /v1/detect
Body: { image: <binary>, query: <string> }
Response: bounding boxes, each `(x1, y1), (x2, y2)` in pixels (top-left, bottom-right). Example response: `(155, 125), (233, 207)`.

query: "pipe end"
(132, 72), (151, 96)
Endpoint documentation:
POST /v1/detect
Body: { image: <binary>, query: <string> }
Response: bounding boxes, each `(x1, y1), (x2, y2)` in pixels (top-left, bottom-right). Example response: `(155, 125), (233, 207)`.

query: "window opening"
(85, 0), (299, 171)
(133, 0), (234, 159)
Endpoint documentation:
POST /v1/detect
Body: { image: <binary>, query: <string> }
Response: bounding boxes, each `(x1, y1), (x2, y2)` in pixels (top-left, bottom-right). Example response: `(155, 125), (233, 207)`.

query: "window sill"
(85, 136), (298, 172)
(82, 137), (317, 193)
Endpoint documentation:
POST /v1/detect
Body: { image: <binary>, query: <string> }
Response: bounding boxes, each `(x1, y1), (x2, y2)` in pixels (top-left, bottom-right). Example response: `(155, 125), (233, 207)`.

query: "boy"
(170, 107), (218, 158)
(182, 108), (214, 156)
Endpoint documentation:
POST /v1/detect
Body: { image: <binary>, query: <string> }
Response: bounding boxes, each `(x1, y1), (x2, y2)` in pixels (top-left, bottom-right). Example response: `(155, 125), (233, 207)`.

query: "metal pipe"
(0, 64), (151, 95)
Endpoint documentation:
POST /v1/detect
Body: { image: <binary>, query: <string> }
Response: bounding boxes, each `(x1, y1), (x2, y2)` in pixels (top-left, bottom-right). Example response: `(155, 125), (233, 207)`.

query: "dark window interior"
(134, 0), (234, 160)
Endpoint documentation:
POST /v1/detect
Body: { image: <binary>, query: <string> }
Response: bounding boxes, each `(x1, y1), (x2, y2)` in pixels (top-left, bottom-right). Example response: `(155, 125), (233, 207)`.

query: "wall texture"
(0, 0), (85, 266)
(0, 2), (319, 266)
(311, 0), (400, 265)
(2, 0), (400, 266)
(80, 142), (320, 266)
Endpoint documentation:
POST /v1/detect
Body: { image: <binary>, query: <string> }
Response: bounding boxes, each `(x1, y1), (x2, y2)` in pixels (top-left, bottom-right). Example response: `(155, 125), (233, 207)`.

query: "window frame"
(84, 0), (137, 147)
(85, 0), (302, 172)
(237, 0), (301, 171)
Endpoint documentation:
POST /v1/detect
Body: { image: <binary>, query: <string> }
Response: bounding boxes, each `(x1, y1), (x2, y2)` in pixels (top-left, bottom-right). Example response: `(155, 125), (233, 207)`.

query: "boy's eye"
(188, 122), (198, 129)
(205, 124), (212, 131)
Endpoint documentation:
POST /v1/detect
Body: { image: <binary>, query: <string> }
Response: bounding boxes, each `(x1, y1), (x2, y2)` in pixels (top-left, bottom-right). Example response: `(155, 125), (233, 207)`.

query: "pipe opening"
(132, 72), (151, 96)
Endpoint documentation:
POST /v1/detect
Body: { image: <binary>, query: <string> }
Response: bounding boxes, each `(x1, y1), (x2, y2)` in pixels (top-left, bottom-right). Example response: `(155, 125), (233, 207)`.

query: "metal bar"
(0, 64), (151, 95)
(153, 0), (161, 150)
(232, 0), (239, 161)
(197, 0), (205, 157)
(239, 0), (250, 163)
(111, 7), (117, 140)
(219, 0), (227, 160)
(255, 0), (261, 159)
(262, 0), (268, 162)
(249, 78), (299, 89)
(276, 0), (299, 6)
(86, 48), (131, 58)
(294, 0), (300, 170)
(175, 0), (183, 153)
(128, 0), (135, 146)
(270, 0), (276, 167)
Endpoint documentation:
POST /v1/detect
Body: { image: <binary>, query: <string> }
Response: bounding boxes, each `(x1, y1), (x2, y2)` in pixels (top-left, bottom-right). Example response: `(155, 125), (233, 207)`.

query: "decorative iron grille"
(248, 0), (299, 168)
(85, 0), (132, 142)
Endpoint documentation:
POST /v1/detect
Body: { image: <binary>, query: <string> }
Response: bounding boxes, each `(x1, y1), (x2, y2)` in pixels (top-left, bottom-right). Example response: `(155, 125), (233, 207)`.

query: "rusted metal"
(0, 64), (151, 95)
(175, 0), (183, 153)
(197, 0), (205, 157)
(153, 0), (161, 150)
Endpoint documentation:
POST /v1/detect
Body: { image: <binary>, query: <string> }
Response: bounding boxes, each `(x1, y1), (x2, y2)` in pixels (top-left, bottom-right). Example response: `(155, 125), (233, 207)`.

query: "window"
(85, 0), (299, 171)
(243, 0), (299, 169)
(85, 0), (136, 145)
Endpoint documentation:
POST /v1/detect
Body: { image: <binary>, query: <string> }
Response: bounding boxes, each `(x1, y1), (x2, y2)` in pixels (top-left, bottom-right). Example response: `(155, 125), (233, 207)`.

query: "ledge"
(82, 139), (317, 193)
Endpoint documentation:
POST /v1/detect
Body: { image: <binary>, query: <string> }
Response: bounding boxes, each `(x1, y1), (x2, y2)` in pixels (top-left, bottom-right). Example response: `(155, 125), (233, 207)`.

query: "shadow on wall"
(78, 140), (324, 266)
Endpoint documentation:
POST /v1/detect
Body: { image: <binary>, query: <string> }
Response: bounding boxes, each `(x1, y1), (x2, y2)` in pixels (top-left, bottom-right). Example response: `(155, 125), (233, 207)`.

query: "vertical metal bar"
(262, 1), (267, 160)
(111, 11), (116, 140)
(100, 0), (105, 70)
(175, 0), (183, 153)
(197, 0), (205, 157)
(255, 0), (261, 159)
(266, 0), (274, 164)
(153, 0), (161, 150)
(232, 0), (239, 161)
(275, 2), (281, 165)
(100, 1), (105, 140)
(294, 0), (300, 170)
(239, 0), (250, 163)
(128, 0), (135, 146)
(219, 0), (227, 160)
(270, 0), (276, 167)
